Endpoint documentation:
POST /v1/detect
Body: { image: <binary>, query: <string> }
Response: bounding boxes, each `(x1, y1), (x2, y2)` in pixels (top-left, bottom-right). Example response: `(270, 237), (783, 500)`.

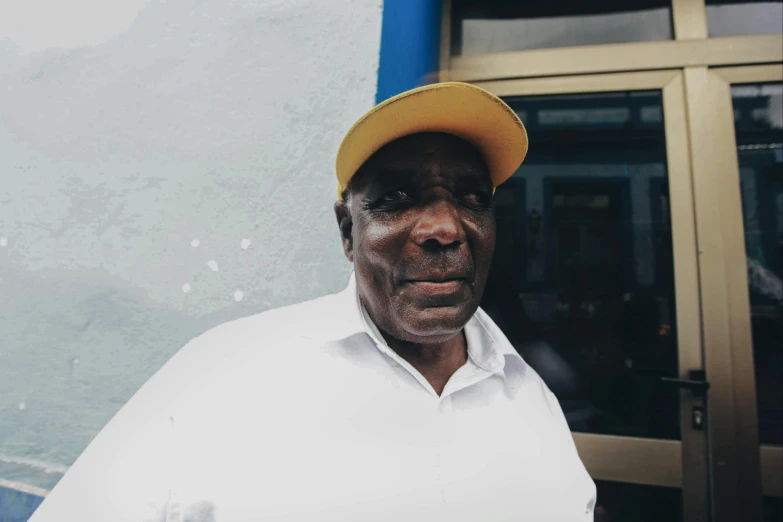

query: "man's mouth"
(409, 275), (466, 282)
(407, 278), (465, 291)
(402, 273), (472, 299)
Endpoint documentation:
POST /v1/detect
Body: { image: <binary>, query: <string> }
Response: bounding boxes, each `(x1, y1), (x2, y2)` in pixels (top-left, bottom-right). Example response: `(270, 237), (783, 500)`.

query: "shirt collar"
(337, 271), (526, 380)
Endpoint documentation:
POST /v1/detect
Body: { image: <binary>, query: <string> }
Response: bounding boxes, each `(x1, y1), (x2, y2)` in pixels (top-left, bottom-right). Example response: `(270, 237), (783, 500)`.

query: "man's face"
(335, 132), (496, 345)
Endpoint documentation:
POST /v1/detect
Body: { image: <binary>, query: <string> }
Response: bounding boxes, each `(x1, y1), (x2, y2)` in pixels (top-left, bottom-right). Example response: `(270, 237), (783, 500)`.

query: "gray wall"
(0, 0), (383, 490)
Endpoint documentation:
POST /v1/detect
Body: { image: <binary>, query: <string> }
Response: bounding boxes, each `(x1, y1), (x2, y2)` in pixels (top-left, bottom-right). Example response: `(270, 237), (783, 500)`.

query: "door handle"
(660, 369), (710, 398)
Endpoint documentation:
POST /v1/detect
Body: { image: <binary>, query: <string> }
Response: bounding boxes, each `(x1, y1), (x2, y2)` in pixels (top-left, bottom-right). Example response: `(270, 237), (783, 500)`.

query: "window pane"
(451, 0), (673, 56)
(765, 496), (783, 522)
(481, 90), (681, 440)
(706, 0), (783, 37)
(732, 82), (783, 446)
(594, 480), (682, 521)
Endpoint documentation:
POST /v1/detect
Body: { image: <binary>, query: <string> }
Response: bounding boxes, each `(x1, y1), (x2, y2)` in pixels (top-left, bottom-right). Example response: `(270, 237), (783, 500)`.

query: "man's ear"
(334, 199), (354, 262)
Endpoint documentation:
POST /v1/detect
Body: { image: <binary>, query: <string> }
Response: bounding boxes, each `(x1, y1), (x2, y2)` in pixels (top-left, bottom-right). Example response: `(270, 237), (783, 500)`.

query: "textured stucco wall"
(0, 0), (383, 491)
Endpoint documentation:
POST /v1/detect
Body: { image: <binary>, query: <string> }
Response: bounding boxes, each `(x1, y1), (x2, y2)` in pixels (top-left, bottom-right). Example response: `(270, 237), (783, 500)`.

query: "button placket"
(436, 395), (452, 413)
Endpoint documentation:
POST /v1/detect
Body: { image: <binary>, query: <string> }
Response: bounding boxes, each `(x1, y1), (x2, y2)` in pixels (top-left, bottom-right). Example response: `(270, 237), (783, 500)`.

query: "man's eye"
(381, 190), (411, 203)
(459, 192), (490, 208)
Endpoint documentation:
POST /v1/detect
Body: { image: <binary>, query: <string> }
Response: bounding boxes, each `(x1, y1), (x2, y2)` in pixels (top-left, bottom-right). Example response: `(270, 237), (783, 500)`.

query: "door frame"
(440, 0), (783, 518)
(472, 69), (709, 522)
(706, 63), (783, 503)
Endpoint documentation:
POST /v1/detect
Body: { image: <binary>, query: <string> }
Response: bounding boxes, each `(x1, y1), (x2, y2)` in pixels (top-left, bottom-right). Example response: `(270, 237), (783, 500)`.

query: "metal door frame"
(440, 0), (783, 518)
(471, 69), (709, 522)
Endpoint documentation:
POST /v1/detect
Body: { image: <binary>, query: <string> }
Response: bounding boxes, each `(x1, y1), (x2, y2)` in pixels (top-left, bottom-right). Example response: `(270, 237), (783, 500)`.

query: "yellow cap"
(335, 81), (528, 200)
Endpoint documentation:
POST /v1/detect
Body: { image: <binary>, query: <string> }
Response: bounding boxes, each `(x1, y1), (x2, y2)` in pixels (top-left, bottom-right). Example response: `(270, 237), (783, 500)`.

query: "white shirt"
(30, 273), (596, 522)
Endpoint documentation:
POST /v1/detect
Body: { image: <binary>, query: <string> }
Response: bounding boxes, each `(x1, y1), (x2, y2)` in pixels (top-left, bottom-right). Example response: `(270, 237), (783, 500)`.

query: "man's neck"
(382, 330), (468, 396)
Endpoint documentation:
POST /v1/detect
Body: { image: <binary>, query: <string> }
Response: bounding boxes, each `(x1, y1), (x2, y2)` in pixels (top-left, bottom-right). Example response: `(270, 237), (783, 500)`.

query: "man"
(30, 82), (596, 521)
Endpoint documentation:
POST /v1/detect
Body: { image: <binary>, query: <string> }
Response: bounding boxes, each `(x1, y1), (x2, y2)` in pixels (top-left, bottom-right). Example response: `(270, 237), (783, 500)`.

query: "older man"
(30, 83), (596, 522)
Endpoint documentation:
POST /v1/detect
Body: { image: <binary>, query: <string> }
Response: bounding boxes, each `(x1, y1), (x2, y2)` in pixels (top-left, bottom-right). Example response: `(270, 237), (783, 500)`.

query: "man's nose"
(410, 199), (466, 248)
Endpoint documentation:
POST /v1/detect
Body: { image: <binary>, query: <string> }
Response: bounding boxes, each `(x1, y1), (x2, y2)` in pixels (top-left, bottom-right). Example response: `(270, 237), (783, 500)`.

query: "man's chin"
(394, 302), (476, 343)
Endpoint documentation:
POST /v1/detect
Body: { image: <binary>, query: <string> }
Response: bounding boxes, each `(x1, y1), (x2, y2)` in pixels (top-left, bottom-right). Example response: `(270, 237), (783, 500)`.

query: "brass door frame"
(447, 35), (782, 83)
(707, 63), (783, 503)
(680, 64), (757, 522)
(474, 69), (709, 522)
(441, 3), (783, 520)
(440, 0), (783, 84)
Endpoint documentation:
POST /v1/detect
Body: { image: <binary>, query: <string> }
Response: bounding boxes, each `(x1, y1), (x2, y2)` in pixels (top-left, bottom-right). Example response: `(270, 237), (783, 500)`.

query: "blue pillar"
(376, 0), (443, 103)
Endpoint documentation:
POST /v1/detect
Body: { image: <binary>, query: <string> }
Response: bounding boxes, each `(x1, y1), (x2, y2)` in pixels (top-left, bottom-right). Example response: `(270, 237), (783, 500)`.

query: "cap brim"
(335, 82), (528, 199)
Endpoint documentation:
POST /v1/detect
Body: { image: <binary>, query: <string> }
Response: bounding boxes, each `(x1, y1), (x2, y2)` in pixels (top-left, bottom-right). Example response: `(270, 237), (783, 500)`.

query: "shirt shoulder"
(475, 313), (579, 453)
(516, 360), (582, 456)
(30, 289), (359, 521)
(77, 288), (353, 440)
(168, 287), (353, 370)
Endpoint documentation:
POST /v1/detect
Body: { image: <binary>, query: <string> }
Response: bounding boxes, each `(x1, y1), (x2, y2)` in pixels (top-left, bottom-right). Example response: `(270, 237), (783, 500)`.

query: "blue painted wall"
(376, 0), (442, 103)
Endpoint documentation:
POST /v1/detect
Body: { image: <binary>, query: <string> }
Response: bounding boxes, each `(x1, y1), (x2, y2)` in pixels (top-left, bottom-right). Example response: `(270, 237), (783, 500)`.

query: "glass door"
(476, 70), (709, 522)
(699, 64), (783, 522)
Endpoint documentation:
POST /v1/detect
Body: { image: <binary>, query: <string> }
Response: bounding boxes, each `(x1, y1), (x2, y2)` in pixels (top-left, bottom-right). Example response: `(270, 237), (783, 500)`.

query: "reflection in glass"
(481, 91), (680, 440)
(451, 0), (673, 55)
(593, 480), (682, 522)
(764, 496), (783, 522)
(732, 82), (783, 446)
(706, 0), (783, 37)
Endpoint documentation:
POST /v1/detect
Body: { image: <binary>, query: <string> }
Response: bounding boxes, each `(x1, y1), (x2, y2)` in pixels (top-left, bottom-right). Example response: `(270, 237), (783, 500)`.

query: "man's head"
(332, 82), (528, 346)
(334, 132), (495, 345)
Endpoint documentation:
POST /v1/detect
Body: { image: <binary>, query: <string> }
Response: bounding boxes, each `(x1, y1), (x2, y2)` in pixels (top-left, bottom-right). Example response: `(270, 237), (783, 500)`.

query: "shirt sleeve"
(542, 386), (579, 451)
(27, 388), (177, 522)
(27, 318), (242, 522)
(541, 383), (598, 517)
(24, 334), (207, 522)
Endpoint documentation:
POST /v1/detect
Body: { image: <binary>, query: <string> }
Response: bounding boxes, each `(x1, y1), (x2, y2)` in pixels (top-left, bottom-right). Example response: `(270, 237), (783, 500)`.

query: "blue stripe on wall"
(0, 484), (44, 522)
(376, 0), (443, 103)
